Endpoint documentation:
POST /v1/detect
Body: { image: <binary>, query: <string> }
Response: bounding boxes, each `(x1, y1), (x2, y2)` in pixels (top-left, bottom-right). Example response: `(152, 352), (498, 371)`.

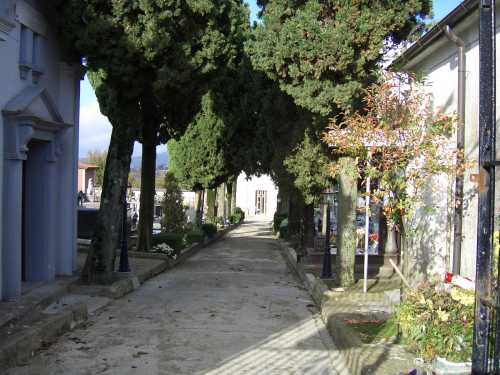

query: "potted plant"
(395, 283), (473, 374)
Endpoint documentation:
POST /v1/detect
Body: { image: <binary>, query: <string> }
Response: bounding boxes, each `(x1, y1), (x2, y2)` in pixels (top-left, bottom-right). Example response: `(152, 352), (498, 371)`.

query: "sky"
(78, 0), (463, 158)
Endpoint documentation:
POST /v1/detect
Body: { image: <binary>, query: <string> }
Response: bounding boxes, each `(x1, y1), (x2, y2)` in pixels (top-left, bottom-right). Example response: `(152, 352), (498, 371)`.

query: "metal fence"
(473, 1), (500, 373)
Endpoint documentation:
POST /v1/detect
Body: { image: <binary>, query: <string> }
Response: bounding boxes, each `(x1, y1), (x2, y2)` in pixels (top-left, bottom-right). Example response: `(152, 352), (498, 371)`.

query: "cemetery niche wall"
(0, 0), (82, 301)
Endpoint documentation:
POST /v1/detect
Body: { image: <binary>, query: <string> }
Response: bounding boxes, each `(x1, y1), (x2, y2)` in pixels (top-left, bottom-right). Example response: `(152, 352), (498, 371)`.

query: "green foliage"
(155, 170), (167, 189)
(151, 232), (185, 252)
(229, 207), (245, 224)
(215, 216), (225, 226)
(201, 223), (218, 238)
(324, 73), (456, 227)
(273, 213), (288, 234)
(85, 150), (107, 187)
(395, 284), (474, 363)
(279, 218), (289, 239)
(184, 228), (205, 246)
(168, 92), (230, 190)
(247, 0), (431, 115)
(284, 131), (332, 204)
(128, 171), (141, 188)
(234, 207), (245, 222)
(152, 228), (206, 253)
(161, 173), (186, 232)
(494, 231), (499, 285)
(347, 319), (398, 344)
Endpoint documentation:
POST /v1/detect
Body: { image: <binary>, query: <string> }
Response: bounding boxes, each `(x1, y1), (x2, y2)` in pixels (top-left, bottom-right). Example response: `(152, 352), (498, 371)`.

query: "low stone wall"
(278, 239), (418, 375)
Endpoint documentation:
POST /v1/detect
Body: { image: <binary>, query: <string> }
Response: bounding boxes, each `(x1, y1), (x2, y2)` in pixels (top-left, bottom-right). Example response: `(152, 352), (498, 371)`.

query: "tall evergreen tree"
(161, 173), (186, 233)
(247, 0), (431, 286)
(53, 0), (250, 282)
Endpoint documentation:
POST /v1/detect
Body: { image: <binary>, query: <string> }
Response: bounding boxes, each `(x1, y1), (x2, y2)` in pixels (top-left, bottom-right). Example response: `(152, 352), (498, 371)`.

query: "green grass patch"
(346, 319), (398, 344)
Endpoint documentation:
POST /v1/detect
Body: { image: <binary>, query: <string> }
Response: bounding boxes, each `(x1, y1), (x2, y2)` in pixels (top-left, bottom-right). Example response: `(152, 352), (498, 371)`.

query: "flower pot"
(384, 225), (398, 254)
(432, 357), (471, 375)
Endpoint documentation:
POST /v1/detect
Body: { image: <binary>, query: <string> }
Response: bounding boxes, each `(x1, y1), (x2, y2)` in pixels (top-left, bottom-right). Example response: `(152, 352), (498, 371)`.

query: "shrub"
(273, 213), (288, 233)
(201, 223), (217, 238)
(152, 232), (185, 252)
(215, 216), (225, 226)
(232, 207), (245, 223)
(184, 228), (205, 245)
(229, 207), (245, 224)
(395, 283), (474, 363)
(161, 173), (186, 232)
(278, 218), (289, 238)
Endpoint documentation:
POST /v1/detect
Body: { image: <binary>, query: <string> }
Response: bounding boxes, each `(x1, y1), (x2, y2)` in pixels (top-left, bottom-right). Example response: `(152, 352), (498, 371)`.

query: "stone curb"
(277, 238), (416, 375)
(0, 303), (88, 371)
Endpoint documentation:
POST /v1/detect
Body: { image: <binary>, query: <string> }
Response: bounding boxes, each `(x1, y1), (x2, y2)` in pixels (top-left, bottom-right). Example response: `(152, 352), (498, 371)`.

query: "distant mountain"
(131, 151), (169, 170)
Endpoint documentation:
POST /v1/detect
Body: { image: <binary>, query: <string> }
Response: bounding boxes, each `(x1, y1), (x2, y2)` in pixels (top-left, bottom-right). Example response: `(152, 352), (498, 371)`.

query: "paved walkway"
(6, 220), (343, 375)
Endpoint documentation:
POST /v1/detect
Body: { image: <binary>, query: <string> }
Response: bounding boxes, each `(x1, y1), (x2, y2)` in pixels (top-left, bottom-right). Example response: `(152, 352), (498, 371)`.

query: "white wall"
(235, 173), (278, 220)
(402, 5), (500, 281)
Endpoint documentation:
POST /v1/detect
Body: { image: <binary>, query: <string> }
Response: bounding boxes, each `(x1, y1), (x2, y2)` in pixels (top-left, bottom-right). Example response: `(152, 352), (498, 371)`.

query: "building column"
(57, 63), (80, 275)
(2, 158), (23, 300)
(55, 128), (77, 276)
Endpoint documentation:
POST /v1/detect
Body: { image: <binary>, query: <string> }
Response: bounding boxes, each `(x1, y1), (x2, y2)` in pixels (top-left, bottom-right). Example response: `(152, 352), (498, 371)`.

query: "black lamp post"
(321, 189), (334, 279)
(118, 186), (131, 273)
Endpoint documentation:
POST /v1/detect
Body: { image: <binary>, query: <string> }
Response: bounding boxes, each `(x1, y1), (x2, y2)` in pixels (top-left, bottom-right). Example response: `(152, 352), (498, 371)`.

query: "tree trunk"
(231, 179), (237, 215)
(336, 156), (358, 287)
(226, 181), (233, 218)
(303, 203), (315, 249)
(194, 189), (203, 226)
(217, 183), (226, 223)
(277, 190), (289, 215)
(206, 189), (216, 223)
(136, 120), (157, 252)
(288, 195), (301, 238)
(82, 123), (136, 283)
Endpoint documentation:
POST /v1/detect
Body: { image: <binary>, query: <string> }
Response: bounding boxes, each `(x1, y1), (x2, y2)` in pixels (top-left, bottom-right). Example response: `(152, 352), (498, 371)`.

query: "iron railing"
(473, 1), (499, 373)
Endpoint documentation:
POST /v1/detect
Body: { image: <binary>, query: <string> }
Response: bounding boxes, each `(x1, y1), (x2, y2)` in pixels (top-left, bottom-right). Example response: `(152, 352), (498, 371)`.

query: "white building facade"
(395, 0), (500, 281)
(236, 173), (278, 220)
(0, 1), (82, 300)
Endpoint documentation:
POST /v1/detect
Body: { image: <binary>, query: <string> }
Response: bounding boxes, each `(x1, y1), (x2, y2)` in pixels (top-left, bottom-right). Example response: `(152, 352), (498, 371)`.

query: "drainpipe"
(443, 25), (465, 275)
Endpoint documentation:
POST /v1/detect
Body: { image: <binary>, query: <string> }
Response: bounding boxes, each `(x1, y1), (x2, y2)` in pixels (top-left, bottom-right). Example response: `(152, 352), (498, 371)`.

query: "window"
(32, 32), (39, 66)
(255, 190), (267, 215)
(18, 24), (31, 79)
(18, 24), (44, 82)
(31, 32), (44, 83)
(19, 24), (30, 65)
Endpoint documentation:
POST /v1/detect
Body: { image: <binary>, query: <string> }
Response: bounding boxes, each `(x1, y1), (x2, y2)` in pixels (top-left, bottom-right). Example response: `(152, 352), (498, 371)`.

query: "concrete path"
(6, 220), (344, 375)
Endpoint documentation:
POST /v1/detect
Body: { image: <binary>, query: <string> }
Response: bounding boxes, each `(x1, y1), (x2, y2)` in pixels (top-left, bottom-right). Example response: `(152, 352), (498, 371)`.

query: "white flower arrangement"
(151, 242), (177, 259)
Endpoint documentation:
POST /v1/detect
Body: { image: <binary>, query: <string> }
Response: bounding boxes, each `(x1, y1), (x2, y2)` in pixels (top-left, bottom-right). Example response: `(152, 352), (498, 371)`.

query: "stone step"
(0, 277), (77, 331)
(0, 300), (88, 371)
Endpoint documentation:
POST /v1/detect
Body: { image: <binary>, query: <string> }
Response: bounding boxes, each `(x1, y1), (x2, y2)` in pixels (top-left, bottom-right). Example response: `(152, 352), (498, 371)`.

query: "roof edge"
(392, 0), (478, 69)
